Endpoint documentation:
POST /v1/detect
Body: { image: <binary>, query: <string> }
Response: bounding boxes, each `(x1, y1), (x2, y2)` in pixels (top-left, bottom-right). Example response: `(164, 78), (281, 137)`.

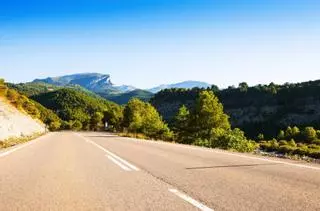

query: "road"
(0, 132), (319, 211)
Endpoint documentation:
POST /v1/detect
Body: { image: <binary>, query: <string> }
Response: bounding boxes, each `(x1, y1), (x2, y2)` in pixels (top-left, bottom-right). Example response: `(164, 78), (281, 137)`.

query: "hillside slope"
(100, 89), (153, 104)
(0, 98), (45, 141)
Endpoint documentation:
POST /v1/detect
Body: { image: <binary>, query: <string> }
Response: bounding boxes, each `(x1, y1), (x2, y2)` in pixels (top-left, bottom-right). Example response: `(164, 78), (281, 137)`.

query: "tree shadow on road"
(186, 163), (280, 170)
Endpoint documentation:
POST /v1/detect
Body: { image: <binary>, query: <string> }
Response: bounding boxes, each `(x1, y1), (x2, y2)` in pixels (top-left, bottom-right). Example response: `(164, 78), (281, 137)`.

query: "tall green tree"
(192, 90), (230, 139)
(123, 98), (172, 140)
(104, 105), (124, 130)
(90, 112), (104, 131)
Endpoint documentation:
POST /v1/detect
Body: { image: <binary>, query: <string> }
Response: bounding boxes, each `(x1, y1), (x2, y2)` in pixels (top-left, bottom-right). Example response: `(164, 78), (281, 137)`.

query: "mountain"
(33, 73), (136, 93)
(101, 89), (154, 105)
(148, 80), (211, 93)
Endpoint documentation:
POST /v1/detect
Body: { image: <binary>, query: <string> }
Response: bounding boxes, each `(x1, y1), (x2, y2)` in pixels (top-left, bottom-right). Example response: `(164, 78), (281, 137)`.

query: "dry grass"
(118, 132), (148, 140)
(0, 132), (45, 149)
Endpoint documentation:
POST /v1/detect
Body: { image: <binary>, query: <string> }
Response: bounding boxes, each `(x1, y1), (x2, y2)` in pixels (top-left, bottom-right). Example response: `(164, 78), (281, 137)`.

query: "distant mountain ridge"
(148, 80), (211, 93)
(33, 73), (136, 93)
(31, 73), (212, 104)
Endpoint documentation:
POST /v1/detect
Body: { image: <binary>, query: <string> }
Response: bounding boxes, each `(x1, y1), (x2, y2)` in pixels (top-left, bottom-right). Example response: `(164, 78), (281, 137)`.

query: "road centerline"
(107, 155), (132, 171)
(76, 133), (140, 171)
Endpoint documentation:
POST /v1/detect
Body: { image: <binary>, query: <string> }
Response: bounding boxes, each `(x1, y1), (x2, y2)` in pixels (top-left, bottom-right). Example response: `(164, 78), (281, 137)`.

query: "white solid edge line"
(0, 133), (51, 158)
(107, 155), (132, 171)
(169, 189), (214, 211)
(76, 133), (140, 171)
(122, 137), (320, 171)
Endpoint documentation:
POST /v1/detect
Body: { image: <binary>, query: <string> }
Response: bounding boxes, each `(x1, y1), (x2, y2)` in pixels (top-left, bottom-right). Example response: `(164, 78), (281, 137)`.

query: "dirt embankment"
(0, 98), (45, 141)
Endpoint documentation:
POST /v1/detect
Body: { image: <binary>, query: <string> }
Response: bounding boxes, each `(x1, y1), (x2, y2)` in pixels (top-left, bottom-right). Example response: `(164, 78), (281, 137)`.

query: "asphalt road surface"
(1, 132), (320, 211)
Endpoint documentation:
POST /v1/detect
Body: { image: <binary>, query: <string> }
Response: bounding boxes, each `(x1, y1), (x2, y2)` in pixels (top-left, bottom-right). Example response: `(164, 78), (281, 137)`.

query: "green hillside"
(31, 88), (122, 130)
(0, 79), (62, 130)
(8, 82), (100, 98)
(99, 89), (153, 104)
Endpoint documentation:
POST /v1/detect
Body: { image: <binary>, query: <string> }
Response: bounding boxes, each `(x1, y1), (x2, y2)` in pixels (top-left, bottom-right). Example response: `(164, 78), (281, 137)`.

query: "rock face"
(33, 73), (136, 93)
(0, 99), (45, 141)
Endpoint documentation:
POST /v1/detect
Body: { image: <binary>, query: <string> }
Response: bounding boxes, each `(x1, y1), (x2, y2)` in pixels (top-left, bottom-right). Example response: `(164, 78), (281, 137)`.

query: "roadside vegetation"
(3, 78), (320, 160)
(0, 132), (44, 149)
(0, 79), (62, 131)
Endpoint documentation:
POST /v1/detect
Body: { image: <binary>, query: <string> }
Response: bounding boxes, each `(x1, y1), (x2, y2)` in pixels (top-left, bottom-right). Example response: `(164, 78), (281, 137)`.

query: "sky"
(1, 0), (320, 89)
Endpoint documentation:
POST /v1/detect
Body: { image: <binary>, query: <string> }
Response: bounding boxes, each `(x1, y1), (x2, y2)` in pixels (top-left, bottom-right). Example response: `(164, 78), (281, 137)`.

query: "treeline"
(6, 79), (320, 159)
(13, 82), (255, 153)
(151, 79), (320, 139)
(119, 90), (256, 152)
(0, 79), (62, 130)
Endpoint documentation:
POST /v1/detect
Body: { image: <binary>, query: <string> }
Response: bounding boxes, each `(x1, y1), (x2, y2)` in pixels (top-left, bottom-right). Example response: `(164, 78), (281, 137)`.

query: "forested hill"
(31, 88), (122, 130)
(99, 89), (153, 105)
(0, 79), (62, 132)
(151, 80), (320, 139)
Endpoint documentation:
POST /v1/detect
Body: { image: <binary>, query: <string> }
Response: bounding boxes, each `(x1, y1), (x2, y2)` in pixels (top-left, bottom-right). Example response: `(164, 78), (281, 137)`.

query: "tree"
(239, 82), (249, 92)
(123, 98), (172, 140)
(291, 126), (300, 138)
(302, 127), (317, 142)
(71, 120), (83, 131)
(277, 130), (285, 140)
(173, 105), (191, 142)
(257, 133), (265, 141)
(90, 112), (104, 131)
(192, 90), (230, 139)
(285, 127), (293, 139)
(104, 105), (123, 131)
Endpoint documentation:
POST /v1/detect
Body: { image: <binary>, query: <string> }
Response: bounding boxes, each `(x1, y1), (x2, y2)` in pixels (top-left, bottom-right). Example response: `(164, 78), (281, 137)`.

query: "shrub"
(278, 145), (295, 154)
(0, 79), (7, 96)
(302, 127), (317, 143)
(6, 89), (19, 102)
(294, 146), (309, 156)
(288, 139), (297, 147)
(210, 128), (258, 152)
(71, 120), (83, 131)
(311, 139), (320, 145)
(310, 151), (320, 159)
(278, 140), (288, 146)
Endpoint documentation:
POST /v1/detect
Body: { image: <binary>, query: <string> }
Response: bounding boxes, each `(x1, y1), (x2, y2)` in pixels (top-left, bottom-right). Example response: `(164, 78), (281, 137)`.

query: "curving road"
(1, 132), (319, 211)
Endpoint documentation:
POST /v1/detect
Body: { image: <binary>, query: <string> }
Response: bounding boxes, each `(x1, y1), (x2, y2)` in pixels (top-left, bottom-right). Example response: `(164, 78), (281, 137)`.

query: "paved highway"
(0, 132), (319, 211)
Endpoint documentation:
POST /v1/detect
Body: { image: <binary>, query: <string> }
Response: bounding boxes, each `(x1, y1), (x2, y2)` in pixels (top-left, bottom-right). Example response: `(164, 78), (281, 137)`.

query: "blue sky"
(1, 0), (320, 88)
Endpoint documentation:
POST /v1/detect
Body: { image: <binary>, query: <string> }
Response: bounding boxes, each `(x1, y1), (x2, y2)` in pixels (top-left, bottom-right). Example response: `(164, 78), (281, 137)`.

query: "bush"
(210, 128), (258, 152)
(6, 89), (19, 102)
(278, 145), (295, 154)
(71, 120), (83, 131)
(288, 139), (297, 147)
(310, 151), (320, 159)
(311, 139), (320, 145)
(294, 146), (309, 156)
(48, 121), (61, 131)
(278, 140), (288, 146)
(260, 139), (279, 152)
(0, 79), (7, 96)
